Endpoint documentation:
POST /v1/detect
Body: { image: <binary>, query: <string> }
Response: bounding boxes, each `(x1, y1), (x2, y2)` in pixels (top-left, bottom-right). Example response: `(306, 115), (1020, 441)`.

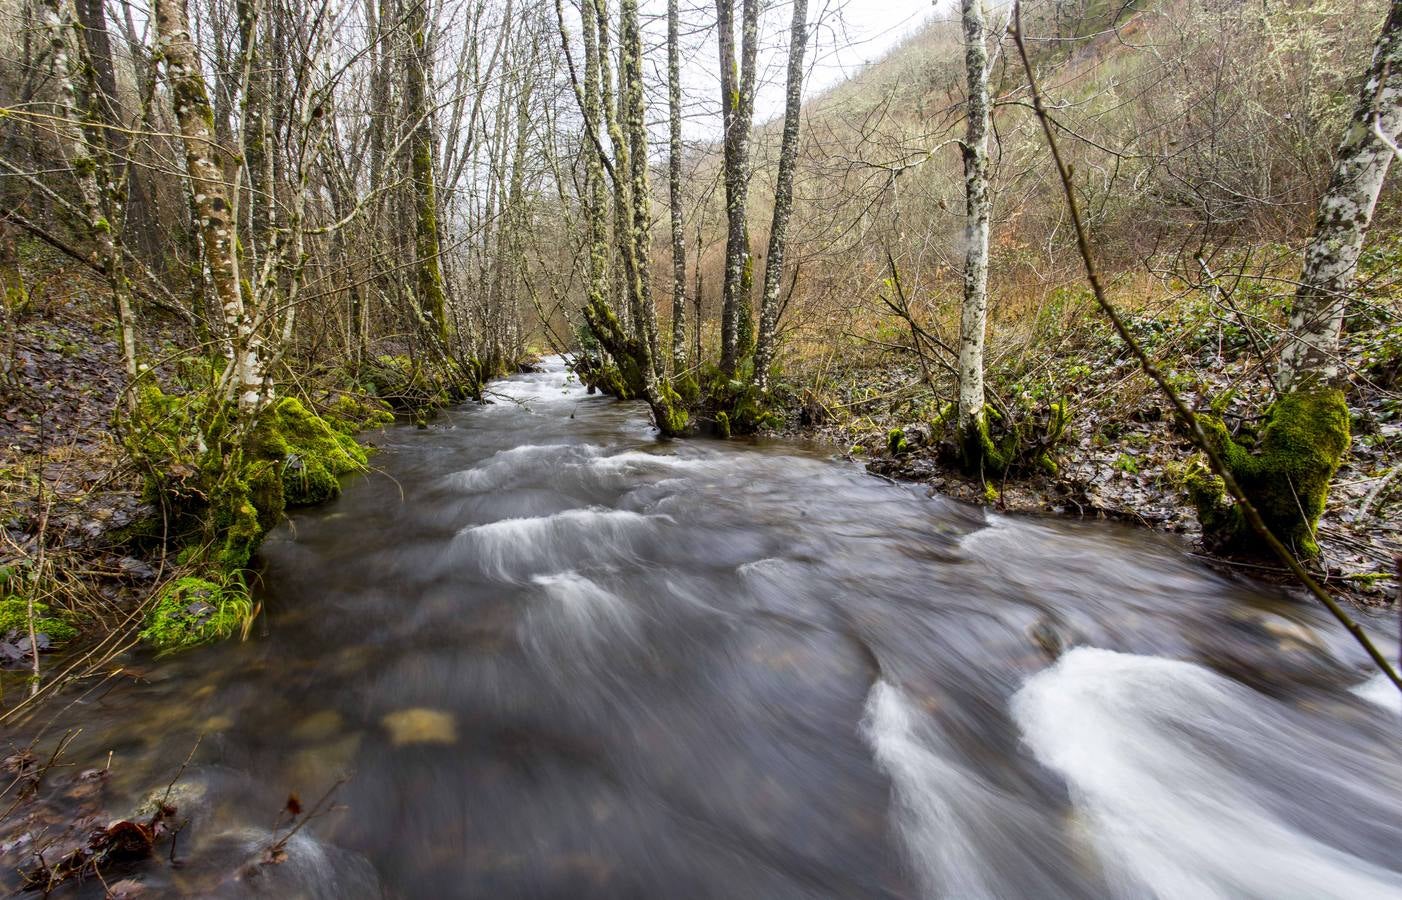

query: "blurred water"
(8, 356), (1401, 898)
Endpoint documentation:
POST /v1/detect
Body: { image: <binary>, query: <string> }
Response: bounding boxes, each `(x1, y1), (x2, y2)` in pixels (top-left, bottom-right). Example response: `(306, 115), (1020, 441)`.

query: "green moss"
(252, 397), (369, 507)
(365, 354), (479, 414)
(957, 401), (1067, 477)
(716, 411), (731, 439)
(654, 383), (690, 435)
(701, 358), (782, 437)
(139, 576), (251, 652)
(1190, 388), (1350, 556)
(126, 388), (371, 581)
(888, 428), (909, 456)
(959, 408), (1017, 476)
(576, 297), (688, 437)
(674, 372), (701, 405)
(0, 598), (77, 642)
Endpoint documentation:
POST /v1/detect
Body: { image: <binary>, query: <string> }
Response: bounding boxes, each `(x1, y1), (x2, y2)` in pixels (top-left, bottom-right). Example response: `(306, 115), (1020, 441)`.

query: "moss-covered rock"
(1190, 388), (1350, 556)
(0, 597), (77, 643)
(140, 576), (251, 652)
(126, 386), (374, 579)
(252, 397), (369, 507)
(324, 393), (395, 434)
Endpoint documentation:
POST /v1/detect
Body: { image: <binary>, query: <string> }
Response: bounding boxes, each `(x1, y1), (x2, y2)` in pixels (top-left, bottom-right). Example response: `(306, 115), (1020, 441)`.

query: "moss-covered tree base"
(577, 298), (688, 436)
(362, 354), (482, 420)
(701, 357), (784, 438)
(127, 386), (385, 649)
(1188, 388), (1349, 557)
(955, 402), (1066, 477)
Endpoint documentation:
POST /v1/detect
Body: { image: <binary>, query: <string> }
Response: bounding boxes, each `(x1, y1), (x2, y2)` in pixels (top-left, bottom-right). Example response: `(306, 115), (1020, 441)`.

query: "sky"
(659, 0), (945, 138)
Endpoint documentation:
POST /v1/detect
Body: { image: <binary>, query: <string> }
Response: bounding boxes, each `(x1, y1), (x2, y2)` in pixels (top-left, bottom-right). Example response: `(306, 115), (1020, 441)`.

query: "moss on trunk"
(956, 402), (1065, 477)
(1188, 388), (1350, 556)
(580, 298), (688, 436)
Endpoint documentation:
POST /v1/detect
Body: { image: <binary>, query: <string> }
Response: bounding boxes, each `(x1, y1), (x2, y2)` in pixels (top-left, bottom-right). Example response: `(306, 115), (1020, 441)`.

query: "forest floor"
(0, 261), (176, 676)
(781, 305), (1402, 606)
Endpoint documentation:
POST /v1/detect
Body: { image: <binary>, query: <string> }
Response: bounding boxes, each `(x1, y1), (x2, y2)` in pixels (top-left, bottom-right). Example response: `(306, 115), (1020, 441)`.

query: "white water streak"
(1013, 648), (1402, 900)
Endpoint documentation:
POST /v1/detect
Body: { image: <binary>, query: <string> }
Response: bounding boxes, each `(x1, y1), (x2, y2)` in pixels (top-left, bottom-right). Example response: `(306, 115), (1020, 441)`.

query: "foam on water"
(1012, 647), (1402, 900)
(862, 679), (1026, 900)
(455, 507), (665, 580)
(443, 443), (598, 492)
(519, 571), (643, 658)
(1352, 672), (1402, 716)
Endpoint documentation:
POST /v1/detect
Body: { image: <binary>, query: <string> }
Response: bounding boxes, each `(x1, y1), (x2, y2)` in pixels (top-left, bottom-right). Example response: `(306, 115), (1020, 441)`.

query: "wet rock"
(1028, 618), (1066, 660)
(1195, 611), (1354, 695)
(199, 828), (382, 899)
(381, 708), (457, 746)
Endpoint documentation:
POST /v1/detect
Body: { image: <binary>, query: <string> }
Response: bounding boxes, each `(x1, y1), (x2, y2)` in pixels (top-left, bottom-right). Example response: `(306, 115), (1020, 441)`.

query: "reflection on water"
(6, 357), (1400, 898)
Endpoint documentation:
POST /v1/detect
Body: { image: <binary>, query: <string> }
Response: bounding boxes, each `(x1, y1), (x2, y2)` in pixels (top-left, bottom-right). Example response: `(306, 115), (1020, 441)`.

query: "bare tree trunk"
(1277, 0), (1402, 391)
(556, 0), (683, 434)
(753, 0), (808, 390)
(956, 0), (992, 459)
(716, 0), (758, 376)
(404, 0), (449, 341)
(235, 0), (273, 251)
(579, 0), (611, 335)
(41, 0), (139, 404)
(155, 0), (264, 410)
(666, 0), (687, 373)
(73, 0), (121, 124)
(620, 0), (661, 378)
(693, 233), (703, 364)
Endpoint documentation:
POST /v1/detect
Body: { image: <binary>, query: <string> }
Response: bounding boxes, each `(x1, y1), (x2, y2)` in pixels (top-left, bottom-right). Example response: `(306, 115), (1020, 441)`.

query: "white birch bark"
(667, 0), (687, 372)
(40, 0), (140, 403)
(753, 0), (809, 390)
(1276, 0), (1402, 391)
(155, 0), (265, 411)
(956, 0), (991, 432)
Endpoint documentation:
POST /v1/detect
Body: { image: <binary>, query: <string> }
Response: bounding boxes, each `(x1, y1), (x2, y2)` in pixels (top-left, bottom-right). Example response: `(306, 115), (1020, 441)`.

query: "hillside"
(665, 0), (1401, 591)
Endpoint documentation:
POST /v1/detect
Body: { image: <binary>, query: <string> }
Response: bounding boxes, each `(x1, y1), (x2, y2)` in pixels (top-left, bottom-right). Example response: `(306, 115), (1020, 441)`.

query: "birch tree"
(1276, 0), (1402, 391)
(155, 0), (265, 410)
(716, 0), (758, 376)
(1192, 0), (1402, 555)
(666, 0), (687, 373)
(955, 0), (994, 469)
(39, 0), (139, 402)
(752, 0), (808, 391)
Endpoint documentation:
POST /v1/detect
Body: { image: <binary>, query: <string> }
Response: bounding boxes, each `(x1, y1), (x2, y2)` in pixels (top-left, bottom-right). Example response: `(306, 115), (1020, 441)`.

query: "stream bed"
(6, 357), (1401, 898)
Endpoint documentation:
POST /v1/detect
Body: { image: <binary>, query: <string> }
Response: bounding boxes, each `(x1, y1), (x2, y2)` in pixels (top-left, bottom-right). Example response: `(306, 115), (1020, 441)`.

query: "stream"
(7, 356), (1402, 898)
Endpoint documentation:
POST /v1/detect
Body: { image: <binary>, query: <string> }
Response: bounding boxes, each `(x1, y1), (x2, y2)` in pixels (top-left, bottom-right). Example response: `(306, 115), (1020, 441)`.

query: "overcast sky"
(655, 0), (945, 138)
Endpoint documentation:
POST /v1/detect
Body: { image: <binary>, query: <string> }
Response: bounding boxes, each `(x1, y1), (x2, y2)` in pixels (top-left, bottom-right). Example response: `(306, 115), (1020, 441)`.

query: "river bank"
(770, 316), (1401, 605)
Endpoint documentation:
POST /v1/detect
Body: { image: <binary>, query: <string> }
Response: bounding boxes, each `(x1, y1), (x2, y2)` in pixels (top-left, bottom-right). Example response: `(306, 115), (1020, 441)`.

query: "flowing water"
(7, 357), (1402, 898)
